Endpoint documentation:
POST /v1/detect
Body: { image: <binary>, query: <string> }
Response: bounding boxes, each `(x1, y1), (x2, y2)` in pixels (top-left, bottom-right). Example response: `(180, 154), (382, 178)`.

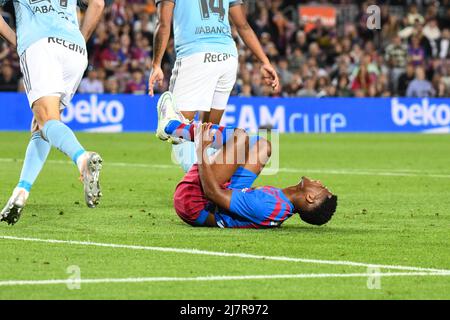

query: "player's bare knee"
(259, 138), (272, 158)
(234, 128), (249, 150)
(254, 138), (271, 165)
(33, 108), (60, 127)
(30, 119), (40, 134)
(32, 98), (61, 126)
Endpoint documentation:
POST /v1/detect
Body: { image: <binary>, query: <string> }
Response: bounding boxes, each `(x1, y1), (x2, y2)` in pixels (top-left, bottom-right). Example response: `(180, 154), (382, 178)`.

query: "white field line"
(279, 168), (450, 179)
(0, 158), (449, 179)
(1, 272), (450, 287)
(1, 236), (449, 274)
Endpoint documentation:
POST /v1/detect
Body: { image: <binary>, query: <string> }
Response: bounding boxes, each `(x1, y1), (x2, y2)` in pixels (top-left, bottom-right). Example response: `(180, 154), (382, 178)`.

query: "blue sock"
(42, 120), (85, 164)
(165, 120), (235, 149)
(17, 132), (51, 192)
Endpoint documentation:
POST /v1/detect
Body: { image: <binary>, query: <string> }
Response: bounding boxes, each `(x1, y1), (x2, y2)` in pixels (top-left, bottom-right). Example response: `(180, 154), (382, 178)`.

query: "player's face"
(297, 176), (332, 208)
(299, 176), (327, 191)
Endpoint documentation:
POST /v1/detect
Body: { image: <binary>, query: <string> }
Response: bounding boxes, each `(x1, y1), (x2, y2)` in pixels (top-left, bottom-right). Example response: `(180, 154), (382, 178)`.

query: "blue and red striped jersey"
(215, 186), (295, 228)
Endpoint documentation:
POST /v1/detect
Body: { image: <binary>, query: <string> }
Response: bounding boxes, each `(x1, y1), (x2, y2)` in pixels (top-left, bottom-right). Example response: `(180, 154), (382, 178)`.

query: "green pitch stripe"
(1, 235), (449, 273)
(1, 158), (450, 178)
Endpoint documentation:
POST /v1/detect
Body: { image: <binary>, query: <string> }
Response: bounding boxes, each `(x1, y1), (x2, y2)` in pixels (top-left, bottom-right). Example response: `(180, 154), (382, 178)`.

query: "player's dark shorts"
(173, 164), (257, 227)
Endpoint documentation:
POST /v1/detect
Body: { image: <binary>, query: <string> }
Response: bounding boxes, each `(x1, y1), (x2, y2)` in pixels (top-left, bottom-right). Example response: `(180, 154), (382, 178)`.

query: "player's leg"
(0, 119), (51, 225)
(169, 53), (220, 122)
(157, 92), (224, 172)
(163, 119), (269, 180)
(33, 97), (91, 175)
(208, 133), (271, 186)
(184, 55), (237, 175)
(199, 109), (224, 124)
(168, 53), (219, 172)
(17, 120), (52, 196)
(33, 97), (104, 209)
(240, 136), (272, 176)
(205, 55), (238, 126)
(157, 91), (240, 150)
(167, 119), (267, 186)
(200, 109), (224, 124)
(207, 127), (250, 184)
(171, 126), (249, 228)
(180, 130), (270, 228)
(165, 120), (235, 149)
(0, 43), (61, 225)
(179, 111), (197, 122)
(20, 39), (88, 175)
(27, 39), (101, 208)
(59, 46), (103, 208)
(33, 96), (104, 209)
(199, 111), (210, 123)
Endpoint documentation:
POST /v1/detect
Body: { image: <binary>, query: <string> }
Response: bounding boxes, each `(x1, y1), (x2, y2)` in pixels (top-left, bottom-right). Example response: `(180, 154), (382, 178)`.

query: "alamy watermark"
(66, 265), (81, 290)
(171, 129), (280, 175)
(366, 5), (381, 30)
(366, 266), (382, 290)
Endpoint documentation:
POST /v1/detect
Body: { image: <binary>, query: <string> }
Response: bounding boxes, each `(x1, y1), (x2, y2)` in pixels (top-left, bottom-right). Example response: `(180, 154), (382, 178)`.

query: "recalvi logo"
(391, 98), (450, 127)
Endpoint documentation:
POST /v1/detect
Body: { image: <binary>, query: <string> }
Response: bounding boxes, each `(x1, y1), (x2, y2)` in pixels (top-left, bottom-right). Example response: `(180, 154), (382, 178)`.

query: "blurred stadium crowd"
(0, 0), (449, 97)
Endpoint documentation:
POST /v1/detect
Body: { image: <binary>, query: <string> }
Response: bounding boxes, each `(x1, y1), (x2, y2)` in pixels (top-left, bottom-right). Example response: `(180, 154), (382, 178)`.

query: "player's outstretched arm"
(195, 123), (233, 210)
(229, 5), (280, 92)
(79, 0), (105, 42)
(149, 1), (174, 97)
(0, 14), (16, 47)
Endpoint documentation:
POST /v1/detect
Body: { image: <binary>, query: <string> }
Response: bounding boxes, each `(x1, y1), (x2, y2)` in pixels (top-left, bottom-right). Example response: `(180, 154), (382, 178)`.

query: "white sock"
(12, 187), (29, 206)
(76, 151), (88, 173)
(171, 143), (196, 173)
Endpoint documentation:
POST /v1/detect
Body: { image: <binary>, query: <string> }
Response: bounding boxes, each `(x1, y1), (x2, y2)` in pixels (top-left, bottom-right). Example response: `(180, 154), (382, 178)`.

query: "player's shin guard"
(17, 131), (51, 192)
(42, 120), (86, 165)
(165, 120), (236, 149)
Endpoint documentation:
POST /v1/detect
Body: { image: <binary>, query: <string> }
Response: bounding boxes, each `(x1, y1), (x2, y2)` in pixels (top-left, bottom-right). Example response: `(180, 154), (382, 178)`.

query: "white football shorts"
(169, 52), (238, 112)
(20, 37), (88, 109)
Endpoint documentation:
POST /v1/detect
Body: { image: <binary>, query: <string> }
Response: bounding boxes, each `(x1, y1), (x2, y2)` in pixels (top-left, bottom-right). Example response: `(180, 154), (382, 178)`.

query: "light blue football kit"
(0, 0), (89, 198)
(155, 0), (243, 173)
(1, 0), (85, 55)
(155, 0), (242, 58)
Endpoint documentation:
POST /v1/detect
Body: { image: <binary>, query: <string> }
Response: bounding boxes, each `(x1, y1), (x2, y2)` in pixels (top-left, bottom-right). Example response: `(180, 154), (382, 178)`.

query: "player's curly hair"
(299, 195), (338, 226)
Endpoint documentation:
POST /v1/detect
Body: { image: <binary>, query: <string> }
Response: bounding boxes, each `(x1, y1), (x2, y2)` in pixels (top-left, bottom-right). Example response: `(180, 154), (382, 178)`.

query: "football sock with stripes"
(17, 132), (51, 192)
(165, 120), (235, 149)
(42, 120), (86, 169)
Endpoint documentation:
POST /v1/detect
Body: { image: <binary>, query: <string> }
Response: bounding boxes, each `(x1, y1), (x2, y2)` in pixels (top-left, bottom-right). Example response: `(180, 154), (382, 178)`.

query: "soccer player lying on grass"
(156, 92), (338, 228)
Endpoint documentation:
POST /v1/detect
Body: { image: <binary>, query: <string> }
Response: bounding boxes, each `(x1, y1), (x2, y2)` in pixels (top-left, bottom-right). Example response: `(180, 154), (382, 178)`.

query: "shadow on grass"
(268, 224), (372, 236)
(174, 223), (372, 237)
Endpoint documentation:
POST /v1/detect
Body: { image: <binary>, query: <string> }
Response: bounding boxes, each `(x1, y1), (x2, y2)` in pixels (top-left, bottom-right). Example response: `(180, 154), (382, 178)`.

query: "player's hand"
(194, 123), (214, 155)
(261, 63), (280, 93)
(148, 65), (164, 97)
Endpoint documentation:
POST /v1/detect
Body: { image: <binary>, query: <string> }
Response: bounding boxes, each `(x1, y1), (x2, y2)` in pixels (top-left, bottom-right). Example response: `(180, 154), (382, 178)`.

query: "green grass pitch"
(0, 132), (449, 299)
